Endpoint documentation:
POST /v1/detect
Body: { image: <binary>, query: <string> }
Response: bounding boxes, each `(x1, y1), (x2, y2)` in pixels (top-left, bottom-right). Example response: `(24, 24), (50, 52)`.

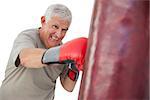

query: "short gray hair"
(44, 4), (72, 23)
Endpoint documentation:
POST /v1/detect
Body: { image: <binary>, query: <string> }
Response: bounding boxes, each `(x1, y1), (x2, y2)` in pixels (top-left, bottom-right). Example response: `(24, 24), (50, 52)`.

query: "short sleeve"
(9, 31), (36, 67)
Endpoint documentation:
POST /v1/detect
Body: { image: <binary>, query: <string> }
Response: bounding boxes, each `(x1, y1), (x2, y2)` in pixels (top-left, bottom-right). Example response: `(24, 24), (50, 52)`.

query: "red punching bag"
(79, 0), (149, 100)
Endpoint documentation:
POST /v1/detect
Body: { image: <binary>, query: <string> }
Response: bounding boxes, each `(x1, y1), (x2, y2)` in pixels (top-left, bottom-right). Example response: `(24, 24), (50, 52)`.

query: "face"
(39, 16), (70, 48)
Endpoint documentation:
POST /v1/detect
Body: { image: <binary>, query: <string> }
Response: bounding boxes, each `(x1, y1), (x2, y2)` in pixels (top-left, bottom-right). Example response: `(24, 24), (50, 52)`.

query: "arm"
(41, 37), (87, 91)
(60, 75), (77, 92)
(18, 37), (87, 69)
(18, 37), (87, 91)
(18, 48), (47, 68)
(60, 64), (79, 92)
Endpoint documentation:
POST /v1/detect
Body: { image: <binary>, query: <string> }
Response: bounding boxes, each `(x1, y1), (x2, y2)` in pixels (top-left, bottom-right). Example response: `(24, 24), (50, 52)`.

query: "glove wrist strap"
(41, 46), (60, 64)
(67, 63), (79, 81)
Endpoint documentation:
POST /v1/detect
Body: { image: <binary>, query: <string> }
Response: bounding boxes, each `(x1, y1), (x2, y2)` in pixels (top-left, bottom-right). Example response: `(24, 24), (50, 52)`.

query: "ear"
(41, 16), (46, 25)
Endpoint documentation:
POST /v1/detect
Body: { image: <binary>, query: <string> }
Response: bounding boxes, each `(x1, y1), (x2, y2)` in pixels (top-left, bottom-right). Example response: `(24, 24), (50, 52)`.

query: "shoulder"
(15, 28), (40, 41)
(19, 28), (39, 36)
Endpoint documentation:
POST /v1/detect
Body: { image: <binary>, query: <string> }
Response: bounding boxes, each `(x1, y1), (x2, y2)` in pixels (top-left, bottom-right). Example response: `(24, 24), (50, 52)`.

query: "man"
(0, 4), (87, 100)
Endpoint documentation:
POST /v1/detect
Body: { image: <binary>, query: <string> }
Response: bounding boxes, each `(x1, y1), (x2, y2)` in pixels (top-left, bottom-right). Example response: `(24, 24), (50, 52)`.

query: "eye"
(52, 25), (59, 29)
(62, 29), (68, 33)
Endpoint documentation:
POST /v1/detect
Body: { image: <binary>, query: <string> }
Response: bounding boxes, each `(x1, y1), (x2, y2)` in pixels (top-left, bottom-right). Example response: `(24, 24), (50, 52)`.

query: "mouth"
(48, 35), (59, 42)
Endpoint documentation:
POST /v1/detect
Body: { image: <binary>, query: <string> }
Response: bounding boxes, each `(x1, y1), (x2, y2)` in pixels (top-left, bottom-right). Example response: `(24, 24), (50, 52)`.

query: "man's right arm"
(17, 37), (87, 69)
(18, 48), (47, 68)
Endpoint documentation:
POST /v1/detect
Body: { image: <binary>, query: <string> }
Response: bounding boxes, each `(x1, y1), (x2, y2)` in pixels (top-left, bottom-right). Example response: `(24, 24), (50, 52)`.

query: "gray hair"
(44, 4), (72, 23)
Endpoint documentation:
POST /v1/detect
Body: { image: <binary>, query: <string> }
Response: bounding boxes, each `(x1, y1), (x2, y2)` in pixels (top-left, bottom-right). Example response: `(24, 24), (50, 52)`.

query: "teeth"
(51, 36), (58, 41)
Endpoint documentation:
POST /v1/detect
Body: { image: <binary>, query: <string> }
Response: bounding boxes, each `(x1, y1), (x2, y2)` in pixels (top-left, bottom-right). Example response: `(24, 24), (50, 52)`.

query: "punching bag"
(79, 0), (149, 100)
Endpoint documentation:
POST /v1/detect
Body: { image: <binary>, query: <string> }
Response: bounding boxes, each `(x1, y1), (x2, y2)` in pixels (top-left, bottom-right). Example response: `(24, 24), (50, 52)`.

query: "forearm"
(19, 48), (47, 68)
(60, 63), (79, 92)
(60, 75), (76, 92)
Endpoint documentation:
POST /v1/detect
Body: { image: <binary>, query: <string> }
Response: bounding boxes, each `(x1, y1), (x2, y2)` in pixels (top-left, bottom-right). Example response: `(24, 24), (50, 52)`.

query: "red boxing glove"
(60, 37), (87, 71)
(42, 37), (88, 71)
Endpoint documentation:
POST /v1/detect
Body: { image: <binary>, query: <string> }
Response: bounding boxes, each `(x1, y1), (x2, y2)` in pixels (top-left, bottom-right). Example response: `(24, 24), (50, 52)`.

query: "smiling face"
(39, 16), (70, 48)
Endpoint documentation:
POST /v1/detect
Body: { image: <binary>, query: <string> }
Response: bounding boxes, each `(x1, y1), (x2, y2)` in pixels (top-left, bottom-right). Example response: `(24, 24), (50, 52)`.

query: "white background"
(0, 0), (94, 100)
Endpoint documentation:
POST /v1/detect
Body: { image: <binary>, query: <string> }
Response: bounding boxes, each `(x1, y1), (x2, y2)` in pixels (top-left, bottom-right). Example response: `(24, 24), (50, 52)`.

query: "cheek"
(40, 33), (47, 43)
(43, 25), (53, 33)
(61, 33), (66, 39)
(40, 30), (49, 41)
(45, 25), (54, 32)
(48, 29), (56, 35)
(43, 28), (54, 37)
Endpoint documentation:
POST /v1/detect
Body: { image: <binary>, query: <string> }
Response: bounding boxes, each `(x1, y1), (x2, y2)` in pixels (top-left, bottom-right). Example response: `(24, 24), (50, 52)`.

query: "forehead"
(48, 16), (70, 27)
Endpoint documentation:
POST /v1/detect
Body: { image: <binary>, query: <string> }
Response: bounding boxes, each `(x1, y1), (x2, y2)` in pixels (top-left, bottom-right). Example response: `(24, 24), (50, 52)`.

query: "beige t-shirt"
(0, 29), (66, 100)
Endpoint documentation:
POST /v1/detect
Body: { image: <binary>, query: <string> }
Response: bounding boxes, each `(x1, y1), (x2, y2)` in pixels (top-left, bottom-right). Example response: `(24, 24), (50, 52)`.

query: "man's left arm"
(60, 64), (80, 92)
(60, 74), (77, 92)
(43, 37), (87, 92)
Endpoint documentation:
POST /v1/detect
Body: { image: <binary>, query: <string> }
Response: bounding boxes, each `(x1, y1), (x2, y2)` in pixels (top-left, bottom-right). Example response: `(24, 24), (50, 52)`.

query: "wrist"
(41, 46), (60, 64)
(67, 63), (79, 81)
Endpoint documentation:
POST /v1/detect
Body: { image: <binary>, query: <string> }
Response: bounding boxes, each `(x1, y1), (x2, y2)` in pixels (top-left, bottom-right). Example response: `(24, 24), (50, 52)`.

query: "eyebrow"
(52, 24), (68, 30)
(63, 28), (68, 31)
(52, 23), (69, 31)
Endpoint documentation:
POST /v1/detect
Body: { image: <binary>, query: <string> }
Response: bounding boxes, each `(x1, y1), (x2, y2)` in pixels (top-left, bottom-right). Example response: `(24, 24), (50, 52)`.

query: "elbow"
(18, 49), (28, 67)
(65, 89), (73, 92)
(62, 84), (74, 92)
(17, 54), (27, 67)
(14, 54), (27, 67)
(19, 48), (33, 68)
(60, 78), (75, 92)
(20, 56), (27, 67)
(64, 85), (74, 92)
(19, 50), (31, 68)
(16, 54), (27, 67)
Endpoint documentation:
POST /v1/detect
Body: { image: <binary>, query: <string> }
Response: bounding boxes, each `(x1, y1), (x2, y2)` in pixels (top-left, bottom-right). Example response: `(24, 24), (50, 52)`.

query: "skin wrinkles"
(39, 16), (70, 48)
